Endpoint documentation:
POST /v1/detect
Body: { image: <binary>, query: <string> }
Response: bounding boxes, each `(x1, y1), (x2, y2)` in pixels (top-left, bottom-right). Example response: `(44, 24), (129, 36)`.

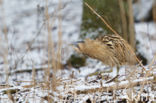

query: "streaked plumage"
(73, 35), (137, 67)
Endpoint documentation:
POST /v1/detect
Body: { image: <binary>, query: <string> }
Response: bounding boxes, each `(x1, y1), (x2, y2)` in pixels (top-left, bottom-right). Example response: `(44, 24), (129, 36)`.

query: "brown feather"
(74, 35), (137, 67)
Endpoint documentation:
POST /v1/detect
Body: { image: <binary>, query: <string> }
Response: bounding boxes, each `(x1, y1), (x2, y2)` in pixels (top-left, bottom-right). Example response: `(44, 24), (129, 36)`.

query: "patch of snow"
(135, 22), (156, 63)
(133, 0), (154, 21)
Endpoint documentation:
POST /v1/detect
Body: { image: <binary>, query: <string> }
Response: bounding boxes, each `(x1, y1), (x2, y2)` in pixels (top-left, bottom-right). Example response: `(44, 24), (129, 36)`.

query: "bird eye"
(106, 41), (113, 45)
(106, 41), (114, 49)
(107, 44), (112, 46)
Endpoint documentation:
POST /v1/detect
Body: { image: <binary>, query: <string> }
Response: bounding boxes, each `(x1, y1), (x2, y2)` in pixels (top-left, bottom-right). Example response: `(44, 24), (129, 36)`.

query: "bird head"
(71, 40), (85, 53)
(71, 38), (99, 55)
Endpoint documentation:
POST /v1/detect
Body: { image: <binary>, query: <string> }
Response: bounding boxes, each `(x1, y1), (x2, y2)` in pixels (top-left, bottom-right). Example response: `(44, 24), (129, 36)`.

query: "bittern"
(72, 35), (137, 77)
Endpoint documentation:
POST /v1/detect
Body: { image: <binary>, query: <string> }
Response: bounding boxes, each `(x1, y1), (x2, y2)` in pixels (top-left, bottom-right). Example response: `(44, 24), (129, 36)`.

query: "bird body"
(73, 35), (137, 67)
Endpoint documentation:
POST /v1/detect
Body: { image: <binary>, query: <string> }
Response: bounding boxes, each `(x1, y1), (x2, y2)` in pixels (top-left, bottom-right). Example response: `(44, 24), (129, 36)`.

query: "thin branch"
(84, 2), (119, 35)
(84, 2), (146, 72)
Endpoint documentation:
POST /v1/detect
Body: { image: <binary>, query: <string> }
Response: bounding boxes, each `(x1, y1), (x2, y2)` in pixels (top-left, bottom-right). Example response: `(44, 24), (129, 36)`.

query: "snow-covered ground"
(0, 0), (156, 102)
(0, 0), (82, 83)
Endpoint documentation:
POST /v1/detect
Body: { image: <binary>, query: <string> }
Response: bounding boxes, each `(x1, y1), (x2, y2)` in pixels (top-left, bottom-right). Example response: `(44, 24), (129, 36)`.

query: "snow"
(0, 0), (156, 102)
(135, 22), (156, 63)
(0, 0), (83, 101)
(133, 0), (155, 21)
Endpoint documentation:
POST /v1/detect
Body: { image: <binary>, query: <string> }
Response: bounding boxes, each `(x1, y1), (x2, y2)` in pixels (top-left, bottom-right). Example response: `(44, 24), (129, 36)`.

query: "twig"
(105, 75), (119, 83)
(74, 77), (154, 94)
(84, 2), (119, 35)
(0, 66), (50, 76)
(84, 2), (146, 72)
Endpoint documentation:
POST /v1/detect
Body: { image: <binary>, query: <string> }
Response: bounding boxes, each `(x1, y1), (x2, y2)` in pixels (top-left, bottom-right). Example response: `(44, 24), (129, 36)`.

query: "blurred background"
(0, 0), (156, 84)
(0, 0), (156, 102)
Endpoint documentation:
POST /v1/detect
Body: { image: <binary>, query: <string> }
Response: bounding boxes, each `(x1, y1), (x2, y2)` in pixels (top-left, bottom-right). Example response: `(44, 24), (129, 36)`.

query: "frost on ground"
(0, 0), (82, 84)
(0, 0), (156, 102)
(0, 63), (156, 102)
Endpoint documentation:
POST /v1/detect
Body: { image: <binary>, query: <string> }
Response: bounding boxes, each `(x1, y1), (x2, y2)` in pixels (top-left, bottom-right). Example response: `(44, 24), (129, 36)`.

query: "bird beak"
(71, 41), (84, 48)
(71, 42), (79, 47)
(70, 41), (85, 53)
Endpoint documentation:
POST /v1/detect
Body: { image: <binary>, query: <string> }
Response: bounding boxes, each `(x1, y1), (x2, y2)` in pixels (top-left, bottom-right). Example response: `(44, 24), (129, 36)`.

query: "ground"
(0, 0), (156, 103)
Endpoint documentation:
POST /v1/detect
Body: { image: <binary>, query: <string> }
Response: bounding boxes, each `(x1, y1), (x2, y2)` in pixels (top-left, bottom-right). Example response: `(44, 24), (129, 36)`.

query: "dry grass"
(118, 0), (128, 41)
(127, 0), (136, 49)
(0, 0), (14, 102)
(153, 2), (156, 22)
(60, 1), (156, 102)
(0, 0), (63, 102)
(43, 0), (63, 102)
(84, 2), (146, 71)
(0, 0), (156, 103)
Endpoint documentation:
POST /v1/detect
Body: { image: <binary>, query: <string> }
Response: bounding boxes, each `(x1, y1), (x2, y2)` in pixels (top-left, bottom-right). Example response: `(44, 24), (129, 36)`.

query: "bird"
(72, 34), (137, 77)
